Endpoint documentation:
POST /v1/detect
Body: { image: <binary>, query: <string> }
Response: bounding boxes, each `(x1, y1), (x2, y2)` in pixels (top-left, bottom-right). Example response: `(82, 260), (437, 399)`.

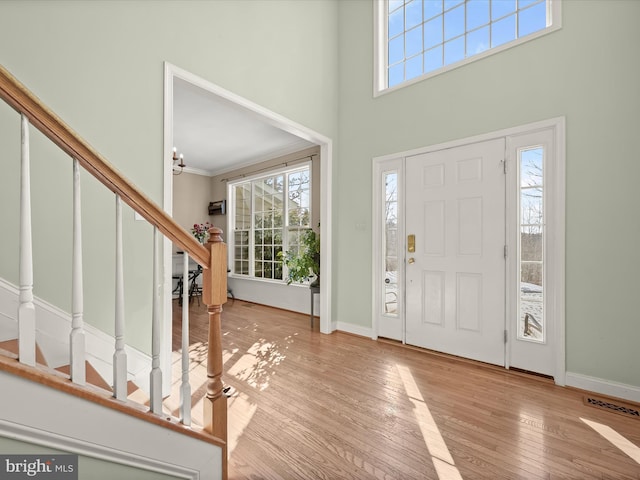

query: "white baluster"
(18, 114), (36, 367)
(70, 159), (86, 385)
(113, 195), (127, 400)
(149, 227), (162, 414)
(180, 252), (192, 425)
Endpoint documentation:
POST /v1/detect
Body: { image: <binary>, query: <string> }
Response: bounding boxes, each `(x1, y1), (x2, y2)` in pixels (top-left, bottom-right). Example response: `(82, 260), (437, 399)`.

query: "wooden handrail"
(0, 63), (228, 478)
(0, 64), (209, 267)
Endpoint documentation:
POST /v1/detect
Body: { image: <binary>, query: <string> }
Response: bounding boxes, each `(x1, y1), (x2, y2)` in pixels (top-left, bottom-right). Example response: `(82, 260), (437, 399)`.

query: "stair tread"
(56, 361), (111, 391)
(0, 339), (47, 366)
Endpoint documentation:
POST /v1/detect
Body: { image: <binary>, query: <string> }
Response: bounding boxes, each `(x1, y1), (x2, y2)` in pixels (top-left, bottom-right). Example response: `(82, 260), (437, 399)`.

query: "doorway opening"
(161, 63), (334, 392)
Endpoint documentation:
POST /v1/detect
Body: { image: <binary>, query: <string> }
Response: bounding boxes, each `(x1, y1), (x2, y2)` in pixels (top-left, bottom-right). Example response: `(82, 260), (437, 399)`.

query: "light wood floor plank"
(174, 300), (640, 480)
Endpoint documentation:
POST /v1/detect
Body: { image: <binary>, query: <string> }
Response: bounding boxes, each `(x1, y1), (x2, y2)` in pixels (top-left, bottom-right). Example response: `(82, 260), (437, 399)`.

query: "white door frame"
(372, 117), (565, 384)
(162, 63), (334, 393)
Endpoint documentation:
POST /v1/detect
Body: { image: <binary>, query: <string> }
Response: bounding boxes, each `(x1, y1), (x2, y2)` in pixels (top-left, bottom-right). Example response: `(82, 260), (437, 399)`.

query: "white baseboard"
(336, 321), (373, 338)
(0, 277), (150, 393)
(565, 372), (640, 404)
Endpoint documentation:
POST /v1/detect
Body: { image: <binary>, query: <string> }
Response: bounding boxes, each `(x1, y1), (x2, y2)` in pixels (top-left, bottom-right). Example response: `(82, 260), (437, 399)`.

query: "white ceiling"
(173, 77), (315, 176)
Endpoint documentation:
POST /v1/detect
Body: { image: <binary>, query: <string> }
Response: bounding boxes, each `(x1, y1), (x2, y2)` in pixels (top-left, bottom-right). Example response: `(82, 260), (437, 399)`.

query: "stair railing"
(0, 64), (227, 478)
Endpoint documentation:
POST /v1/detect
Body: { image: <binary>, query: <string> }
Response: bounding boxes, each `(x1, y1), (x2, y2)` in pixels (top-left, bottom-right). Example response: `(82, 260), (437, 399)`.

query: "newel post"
(202, 227), (228, 478)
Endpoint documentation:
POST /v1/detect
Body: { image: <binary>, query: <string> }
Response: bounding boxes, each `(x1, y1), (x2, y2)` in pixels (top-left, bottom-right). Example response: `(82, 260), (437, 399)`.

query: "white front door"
(405, 139), (506, 366)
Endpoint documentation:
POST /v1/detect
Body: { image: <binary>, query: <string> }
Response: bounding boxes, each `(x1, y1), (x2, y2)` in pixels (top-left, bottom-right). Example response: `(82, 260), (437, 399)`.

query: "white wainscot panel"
(456, 156), (482, 182)
(423, 200), (445, 256)
(422, 271), (444, 326)
(457, 273), (482, 332)
(423, 164), (444, 188)
(458, 197), (482, 256)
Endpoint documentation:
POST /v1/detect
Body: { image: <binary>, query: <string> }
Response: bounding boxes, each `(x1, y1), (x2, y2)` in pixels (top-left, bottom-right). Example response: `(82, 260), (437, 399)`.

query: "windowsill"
(228, 274), (312, 288)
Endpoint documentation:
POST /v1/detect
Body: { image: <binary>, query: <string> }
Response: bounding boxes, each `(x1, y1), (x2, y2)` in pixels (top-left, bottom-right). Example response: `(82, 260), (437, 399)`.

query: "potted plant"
(279, 229), (320, 287)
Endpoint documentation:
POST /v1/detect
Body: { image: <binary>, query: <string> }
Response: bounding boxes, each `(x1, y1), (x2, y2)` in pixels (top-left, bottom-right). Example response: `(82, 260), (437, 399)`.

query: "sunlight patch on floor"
(223, 347), (239, 366)
(227, 391), (258, 455)
(227, 340), (286, 391)
(580, 417), (640, 464)
(161, 349), (210, 425)
(397, 364), (463, 480)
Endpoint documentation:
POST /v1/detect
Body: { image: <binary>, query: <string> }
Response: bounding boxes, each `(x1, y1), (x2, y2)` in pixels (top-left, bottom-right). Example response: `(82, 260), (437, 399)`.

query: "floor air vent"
(584, 396), (640, 419)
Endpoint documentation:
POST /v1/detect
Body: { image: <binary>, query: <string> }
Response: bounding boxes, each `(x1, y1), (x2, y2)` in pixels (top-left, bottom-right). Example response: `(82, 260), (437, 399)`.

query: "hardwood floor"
(173, 299), (640, 480)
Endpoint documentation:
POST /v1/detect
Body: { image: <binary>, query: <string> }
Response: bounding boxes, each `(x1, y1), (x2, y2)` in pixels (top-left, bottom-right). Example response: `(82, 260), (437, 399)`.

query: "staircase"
(0, 65), (228, 479)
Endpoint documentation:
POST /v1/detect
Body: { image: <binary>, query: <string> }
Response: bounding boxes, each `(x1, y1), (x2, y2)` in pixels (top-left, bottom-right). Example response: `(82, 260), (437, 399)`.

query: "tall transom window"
(228, 163), (311, 282)
(376, 0), (560, 93)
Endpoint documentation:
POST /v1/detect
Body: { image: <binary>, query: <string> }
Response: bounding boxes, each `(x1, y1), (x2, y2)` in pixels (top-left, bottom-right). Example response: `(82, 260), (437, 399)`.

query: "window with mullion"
(253, 175), (284, 280)
(284, 168), (312, 277)
(383, 0), (552, 90)
(229, 164), (311, 283)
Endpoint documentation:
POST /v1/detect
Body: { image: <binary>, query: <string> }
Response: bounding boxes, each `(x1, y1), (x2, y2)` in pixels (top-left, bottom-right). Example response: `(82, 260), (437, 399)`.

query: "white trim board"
(0, 277), (150, 393)
(566, 372), (640, 404)
(336, 322), (373, 339)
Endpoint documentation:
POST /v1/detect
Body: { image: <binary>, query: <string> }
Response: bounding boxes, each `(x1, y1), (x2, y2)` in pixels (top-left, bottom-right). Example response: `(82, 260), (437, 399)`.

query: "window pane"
(467, 25), (489, 55)
(519, 1), (546, 37)
(444, 0), (463, 9)
(389, 0), (404, 13)
(406, 26), (423, 57)
(521, 225), (542, 261)
(389, 6), (404, 38)
(424, 0), (443, 20)
(384, 172), (399, 317)
(389, 34), (405, 65)
(491, 14), (516, 47)
(406, 0), (422, 29)
(424, 46), (443, 73)
(467, 0), (489, 30)
(444, 36), (465, 65)
(444, 4), (464, 40)
(492, 0), (516, 20)
(235, 184), (251, 229)
(518, 0), (540, 8)
(521, 187), (543, 225)
(424, 16), (443, 49)
(406, 54), (423, 80)
(389, 63), (404, 87)
(521, 148), (543, 187)
(520, 271), (543, 341)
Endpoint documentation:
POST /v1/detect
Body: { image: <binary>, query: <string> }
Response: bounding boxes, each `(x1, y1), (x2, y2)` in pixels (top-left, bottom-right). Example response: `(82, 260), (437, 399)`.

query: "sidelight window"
(518, 146), (544, 342)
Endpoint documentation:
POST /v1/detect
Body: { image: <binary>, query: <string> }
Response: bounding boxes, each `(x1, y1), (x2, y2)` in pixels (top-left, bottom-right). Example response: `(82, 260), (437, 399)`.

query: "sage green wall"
(173, 171), (213, 252)
(336, 0), (640, 387)
(0, 437), (180, 479)
(0, 0), (338, 352)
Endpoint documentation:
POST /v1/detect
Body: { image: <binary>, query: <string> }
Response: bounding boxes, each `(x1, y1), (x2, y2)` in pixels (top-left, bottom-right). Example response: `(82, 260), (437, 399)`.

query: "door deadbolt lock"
(408, 257), (415, 264)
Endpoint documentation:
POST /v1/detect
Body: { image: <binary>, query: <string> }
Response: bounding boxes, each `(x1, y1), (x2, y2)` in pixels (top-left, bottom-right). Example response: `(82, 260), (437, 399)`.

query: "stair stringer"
(0, 277), (151, 394)
(0, 368), (222, 480)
